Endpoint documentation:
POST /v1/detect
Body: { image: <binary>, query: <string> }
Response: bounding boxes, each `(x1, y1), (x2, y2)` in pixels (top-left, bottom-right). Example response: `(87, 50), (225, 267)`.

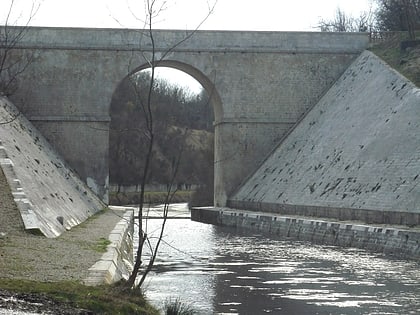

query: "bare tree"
(0, 0), (39, 97)
(109, 72), (213, 198)
(375, 0), (420, 39)
(318, 7), (376, 33)
(403, 0), (418, 39)
(123, 0), (216, 289)
(1, 0), (40, 126)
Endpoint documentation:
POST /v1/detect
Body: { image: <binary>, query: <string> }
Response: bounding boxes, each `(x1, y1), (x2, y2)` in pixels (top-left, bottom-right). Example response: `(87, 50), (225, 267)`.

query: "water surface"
(139, 204), (420, 314)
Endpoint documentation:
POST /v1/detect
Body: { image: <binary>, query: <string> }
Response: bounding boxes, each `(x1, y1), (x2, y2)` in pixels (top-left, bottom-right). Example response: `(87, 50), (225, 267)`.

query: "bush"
(164, 297), (196, 315)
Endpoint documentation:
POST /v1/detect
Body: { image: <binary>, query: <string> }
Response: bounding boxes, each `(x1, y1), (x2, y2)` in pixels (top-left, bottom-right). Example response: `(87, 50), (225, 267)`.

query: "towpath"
(0, 168), (125, 282)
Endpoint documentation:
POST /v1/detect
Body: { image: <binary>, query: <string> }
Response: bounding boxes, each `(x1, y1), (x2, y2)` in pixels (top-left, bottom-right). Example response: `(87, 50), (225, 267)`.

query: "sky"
(2, 0), (376, 32)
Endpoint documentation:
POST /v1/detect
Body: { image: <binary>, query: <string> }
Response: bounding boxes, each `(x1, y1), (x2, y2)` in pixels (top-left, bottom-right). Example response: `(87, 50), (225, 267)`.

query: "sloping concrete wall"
(0, 98), (104, 237)
(229, 51), (420, 225)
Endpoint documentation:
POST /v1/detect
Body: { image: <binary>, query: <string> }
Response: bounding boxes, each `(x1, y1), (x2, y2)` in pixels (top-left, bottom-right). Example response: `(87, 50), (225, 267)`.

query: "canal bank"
(143, 204), (420, 314)
(84, 206), (135, 286)
(191, 207), (420, 260)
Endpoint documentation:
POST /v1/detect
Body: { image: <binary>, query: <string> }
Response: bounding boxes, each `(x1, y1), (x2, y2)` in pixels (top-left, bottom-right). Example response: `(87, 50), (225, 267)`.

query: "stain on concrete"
(0, 98), (104, 237)
(229, 51), (420, 224)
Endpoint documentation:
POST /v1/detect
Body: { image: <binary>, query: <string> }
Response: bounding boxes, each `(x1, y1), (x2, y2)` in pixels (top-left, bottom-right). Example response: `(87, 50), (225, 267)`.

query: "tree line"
(319, 0), (420, 40)
(109, 69), (214, 193)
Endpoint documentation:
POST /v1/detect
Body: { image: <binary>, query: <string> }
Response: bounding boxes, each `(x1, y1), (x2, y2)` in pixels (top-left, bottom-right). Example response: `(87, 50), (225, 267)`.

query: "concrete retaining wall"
(84, 207), (134, 286)
(6, 26), (368, 206)
(229, 51), (420, 223)
(192, 207), (420, 260)
(0, 97), (104, 237)
(228, 200), (420, 226)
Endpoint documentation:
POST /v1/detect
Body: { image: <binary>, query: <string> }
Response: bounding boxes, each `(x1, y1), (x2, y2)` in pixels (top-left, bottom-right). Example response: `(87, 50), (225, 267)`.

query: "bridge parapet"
(7, 26), (368, 54)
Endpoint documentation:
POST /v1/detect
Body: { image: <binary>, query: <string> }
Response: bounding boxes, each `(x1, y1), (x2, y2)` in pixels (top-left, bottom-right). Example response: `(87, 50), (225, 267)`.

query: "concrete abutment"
(6, 27), (368, 207)
(229, 51), (420, 228)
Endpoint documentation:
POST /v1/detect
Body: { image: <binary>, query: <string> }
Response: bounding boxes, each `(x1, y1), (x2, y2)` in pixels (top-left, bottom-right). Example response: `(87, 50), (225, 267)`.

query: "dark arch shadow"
(108, 60), (217, 206)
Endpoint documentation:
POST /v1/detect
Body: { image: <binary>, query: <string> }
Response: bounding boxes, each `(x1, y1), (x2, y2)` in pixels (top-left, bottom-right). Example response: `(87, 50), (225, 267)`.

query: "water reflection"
(140, 204), (420, 314)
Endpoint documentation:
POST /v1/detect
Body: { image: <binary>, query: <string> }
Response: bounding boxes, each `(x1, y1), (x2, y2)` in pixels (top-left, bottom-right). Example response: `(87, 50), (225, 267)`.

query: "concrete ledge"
(84, 208), (134, 286)
(9, 26), (369, 54)
(192, 207), (420, 260)
(227, 200), (420, 226)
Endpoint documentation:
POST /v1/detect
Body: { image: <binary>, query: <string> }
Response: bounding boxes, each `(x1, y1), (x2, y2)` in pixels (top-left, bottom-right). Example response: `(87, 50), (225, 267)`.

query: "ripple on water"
(138, 204), (420, 314)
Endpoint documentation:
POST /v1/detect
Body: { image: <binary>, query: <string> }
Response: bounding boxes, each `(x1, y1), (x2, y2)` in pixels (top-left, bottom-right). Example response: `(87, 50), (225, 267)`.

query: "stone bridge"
(8, 27), (369, 205)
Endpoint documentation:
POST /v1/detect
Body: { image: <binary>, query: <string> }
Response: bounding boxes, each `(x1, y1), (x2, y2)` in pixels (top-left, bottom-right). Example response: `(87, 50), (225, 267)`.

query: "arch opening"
(108, 62), (219, 207)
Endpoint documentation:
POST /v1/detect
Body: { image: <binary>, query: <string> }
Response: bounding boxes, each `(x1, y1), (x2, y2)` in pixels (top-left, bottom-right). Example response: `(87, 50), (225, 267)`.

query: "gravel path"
(0, 168), (124, 282)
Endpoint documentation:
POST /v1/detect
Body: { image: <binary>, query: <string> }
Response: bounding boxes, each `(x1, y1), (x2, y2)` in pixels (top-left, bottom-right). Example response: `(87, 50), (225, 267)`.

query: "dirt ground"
(0, 168), (123, 283)
(0, 166), (123, 313)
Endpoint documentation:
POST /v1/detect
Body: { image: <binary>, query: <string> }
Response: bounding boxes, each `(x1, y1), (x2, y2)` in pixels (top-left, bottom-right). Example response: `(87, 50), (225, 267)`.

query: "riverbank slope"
(0, 167), (157, 313)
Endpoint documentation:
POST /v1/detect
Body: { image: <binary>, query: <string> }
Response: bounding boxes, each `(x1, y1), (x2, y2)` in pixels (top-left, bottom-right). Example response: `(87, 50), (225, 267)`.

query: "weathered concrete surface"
(0, 98), (104, 237)
(5, 26), (369, 206)
(84, 207), (134, 286)
(229, 51), (420, 225)
(192, 207), (420, 260)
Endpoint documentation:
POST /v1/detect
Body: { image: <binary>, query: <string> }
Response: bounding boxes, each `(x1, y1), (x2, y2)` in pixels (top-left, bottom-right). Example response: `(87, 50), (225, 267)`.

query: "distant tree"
(109, 71), (213, 189)
(375, 0), (419, 39)
(318, 7), (376, 33)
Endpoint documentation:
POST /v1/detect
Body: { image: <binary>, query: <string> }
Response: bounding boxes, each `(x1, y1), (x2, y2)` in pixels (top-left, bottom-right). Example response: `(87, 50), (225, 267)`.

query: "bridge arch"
(7, 27), (368, 206)
(109, 60), (218, 202)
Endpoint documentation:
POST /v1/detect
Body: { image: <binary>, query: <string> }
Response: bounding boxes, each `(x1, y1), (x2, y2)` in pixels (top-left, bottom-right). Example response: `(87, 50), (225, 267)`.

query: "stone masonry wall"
(192, 207), (420, 260)
(6, 27), (368, 206)
(229, 51), (420, 224)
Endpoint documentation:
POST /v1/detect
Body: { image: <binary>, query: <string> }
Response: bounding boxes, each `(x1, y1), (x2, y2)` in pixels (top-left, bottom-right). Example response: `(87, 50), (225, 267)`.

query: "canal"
(139, 204), (420, 314)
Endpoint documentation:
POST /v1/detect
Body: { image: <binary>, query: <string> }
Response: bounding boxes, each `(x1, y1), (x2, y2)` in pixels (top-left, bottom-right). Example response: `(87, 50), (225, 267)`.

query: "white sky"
(2, 0), (376, 31)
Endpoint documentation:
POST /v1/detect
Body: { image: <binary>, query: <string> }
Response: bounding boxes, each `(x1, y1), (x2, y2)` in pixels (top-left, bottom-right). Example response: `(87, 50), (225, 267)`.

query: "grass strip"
(0, 279), (159, 315)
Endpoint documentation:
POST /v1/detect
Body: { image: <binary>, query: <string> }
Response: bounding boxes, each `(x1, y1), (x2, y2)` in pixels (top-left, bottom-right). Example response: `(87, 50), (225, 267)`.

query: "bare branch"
(119, 0), (217, 289)
(158, 0), (217, 62)
(0, 109), (20, 125)
(0, 0), (40, 127)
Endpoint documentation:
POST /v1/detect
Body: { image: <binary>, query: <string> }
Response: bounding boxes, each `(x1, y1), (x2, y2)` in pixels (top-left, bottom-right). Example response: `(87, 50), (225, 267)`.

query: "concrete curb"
(192, 207), (420, 260)
(84, 207), (135, 286)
